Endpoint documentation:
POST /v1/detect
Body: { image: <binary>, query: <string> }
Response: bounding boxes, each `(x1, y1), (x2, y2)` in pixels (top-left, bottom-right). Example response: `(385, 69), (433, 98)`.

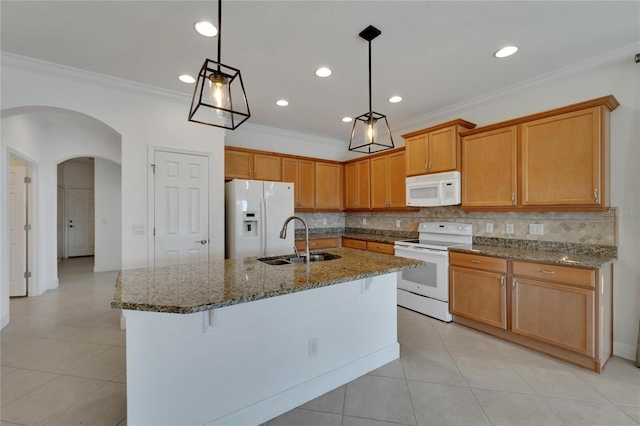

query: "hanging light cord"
(217, 0), (222, 69)
(368, 38), (372, 122)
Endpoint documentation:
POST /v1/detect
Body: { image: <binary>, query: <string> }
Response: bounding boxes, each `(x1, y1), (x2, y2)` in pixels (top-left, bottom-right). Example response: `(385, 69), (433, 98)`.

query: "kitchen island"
(112, 248), (423, 426)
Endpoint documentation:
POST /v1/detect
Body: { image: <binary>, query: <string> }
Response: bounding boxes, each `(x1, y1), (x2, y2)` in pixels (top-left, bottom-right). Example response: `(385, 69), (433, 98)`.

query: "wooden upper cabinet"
(428, 126), (457, 173)
(460, 96), (617, 211)
(253, 153), (281, 181)
(315, 162), (342, 210)
(521, 107), (602, 206)
(462, 126), (518, 208)
(387, 151), (406, 208)
(225, 149), (252, 179)
(344, 160), (370, 209)
(404, 134), (428, 176)
(370, 150), (406, 208)
(225, 148), (280, 181)
(282, 158), (315, 209)
(403, 120), (476, 176)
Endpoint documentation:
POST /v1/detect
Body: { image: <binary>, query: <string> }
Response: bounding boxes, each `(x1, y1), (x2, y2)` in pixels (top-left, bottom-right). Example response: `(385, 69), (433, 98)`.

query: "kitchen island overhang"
(112, 248), (424, 426)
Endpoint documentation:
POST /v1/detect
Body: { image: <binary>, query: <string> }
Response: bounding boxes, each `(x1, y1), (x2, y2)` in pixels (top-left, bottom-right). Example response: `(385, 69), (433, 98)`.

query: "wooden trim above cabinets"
(401, 119), (477, 139)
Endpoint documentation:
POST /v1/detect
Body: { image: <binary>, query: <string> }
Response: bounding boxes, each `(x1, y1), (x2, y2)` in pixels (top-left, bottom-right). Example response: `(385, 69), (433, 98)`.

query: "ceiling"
(2, 1), (639, 142)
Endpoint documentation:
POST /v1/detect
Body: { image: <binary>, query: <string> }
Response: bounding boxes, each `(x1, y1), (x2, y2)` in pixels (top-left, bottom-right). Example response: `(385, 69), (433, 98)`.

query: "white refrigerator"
(225, 179), (295, 259)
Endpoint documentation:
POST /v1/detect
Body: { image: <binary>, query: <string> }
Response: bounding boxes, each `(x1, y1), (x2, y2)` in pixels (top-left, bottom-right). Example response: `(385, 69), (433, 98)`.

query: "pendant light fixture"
(348, 25), (394, 154)
(188, 0), (250, 130)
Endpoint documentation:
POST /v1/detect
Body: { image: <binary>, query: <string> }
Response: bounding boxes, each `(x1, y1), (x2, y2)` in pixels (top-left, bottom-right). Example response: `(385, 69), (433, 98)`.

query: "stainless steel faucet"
(280, 215), (310, 264)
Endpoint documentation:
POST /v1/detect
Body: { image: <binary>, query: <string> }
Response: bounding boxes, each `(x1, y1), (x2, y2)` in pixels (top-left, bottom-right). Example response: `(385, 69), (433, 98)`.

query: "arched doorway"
(1, 106), (122, 328)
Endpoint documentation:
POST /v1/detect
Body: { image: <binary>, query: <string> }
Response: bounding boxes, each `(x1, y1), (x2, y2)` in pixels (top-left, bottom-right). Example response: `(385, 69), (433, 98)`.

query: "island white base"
(124, 273), (399, 426)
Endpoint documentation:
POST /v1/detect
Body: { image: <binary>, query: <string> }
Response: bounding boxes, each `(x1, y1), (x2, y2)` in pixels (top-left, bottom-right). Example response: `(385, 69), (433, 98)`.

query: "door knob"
(196, 240), (207, 244)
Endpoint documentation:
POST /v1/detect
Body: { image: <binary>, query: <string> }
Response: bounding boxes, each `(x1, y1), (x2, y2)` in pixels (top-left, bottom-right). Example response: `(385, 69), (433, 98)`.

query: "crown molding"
(393, 42), (640, 134)
(240, 122), (346, 147)
(1, 52), (191, 105)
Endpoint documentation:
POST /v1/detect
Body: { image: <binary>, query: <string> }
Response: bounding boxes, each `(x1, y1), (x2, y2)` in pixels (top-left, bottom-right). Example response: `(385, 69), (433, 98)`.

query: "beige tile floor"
(1, 257), (638, 426)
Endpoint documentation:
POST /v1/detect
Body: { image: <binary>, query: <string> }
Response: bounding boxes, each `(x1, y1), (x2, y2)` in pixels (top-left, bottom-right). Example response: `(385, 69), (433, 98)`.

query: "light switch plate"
(396, 219), (401, 228)
(485, 223), (493, 233)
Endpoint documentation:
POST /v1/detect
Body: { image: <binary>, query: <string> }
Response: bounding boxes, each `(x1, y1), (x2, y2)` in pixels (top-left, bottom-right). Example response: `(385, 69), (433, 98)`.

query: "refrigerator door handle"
(262, 196), (268, 256)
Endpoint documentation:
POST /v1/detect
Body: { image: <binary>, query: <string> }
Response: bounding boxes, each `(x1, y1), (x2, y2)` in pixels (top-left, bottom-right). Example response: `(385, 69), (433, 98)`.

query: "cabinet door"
(253, 154), (281, 181)
(344, 163), (358, 209)
(297, 160), (315, 209)
(370, 156), (388, 208)
(342, 238), (366, 250)
(224, 149), (252, 179)
(357, 160), (370, 209)
(450, 266), (506, 329)
(296, 237), (339, 251)
(315, 163), (342, 210)
(512, 277), (594, 357)
(462, 126), (518, 207)
(387, 151), (406, 208)
(521, 107), (602, 206)
(428, 126), (457, 173)
(282, 158), (300, 207)
(405, 135), (428, 176)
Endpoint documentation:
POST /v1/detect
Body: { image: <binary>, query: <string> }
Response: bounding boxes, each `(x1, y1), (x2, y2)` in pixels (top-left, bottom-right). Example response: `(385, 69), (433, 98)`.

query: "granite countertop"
(450, 244), (616, 268)
(111, 248), (424, 314)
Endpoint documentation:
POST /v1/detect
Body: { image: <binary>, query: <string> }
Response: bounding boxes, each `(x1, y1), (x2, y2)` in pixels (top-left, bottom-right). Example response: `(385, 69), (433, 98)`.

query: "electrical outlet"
(362, 218), (367, 226)
(396, 219), (401, 228)
(485, 223), (493, 233)
(322, 218), (327, 225)
(529, 224), (544, 235)
(308, 338), (318, 357)
(506, 224), (514, 234)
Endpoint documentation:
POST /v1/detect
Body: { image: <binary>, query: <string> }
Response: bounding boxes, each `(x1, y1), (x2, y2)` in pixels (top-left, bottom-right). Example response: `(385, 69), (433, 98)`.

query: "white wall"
(1, 53), (225, 329)
(94, 158), (122, 272)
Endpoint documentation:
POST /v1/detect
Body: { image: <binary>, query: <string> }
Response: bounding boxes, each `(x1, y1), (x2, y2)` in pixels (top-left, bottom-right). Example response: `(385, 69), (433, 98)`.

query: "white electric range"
(394, 222), (473, 322)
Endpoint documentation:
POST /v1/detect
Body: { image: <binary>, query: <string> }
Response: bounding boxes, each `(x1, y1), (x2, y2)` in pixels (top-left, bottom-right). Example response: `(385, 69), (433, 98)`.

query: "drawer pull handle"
(500, 276), (505, 287)
(469, 259), (481, 264)
(538, 269), (555, 274)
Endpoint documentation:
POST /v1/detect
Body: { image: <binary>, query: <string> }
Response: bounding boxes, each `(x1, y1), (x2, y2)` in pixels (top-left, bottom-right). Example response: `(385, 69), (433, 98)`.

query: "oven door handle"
(395, 246), (448, 257)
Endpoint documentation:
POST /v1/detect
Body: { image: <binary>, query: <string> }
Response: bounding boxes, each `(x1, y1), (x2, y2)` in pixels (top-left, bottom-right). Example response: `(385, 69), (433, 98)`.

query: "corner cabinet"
(402, 119), (476, 176)
(315, 162), (342, 210)
(460, 95), (618, 212)
(344, 147), (409, 211)
(450, 252), (613, 373)
(344, 160), (370, 209)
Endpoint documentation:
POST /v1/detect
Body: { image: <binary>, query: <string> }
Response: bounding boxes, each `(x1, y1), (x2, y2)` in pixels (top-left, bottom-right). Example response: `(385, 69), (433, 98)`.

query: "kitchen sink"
(258, 252), (342, 265)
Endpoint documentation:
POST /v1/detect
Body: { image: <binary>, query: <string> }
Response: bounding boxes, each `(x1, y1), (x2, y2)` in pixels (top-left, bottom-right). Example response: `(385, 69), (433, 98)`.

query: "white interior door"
(57, 186), (64, 259)
(154, 151), (209, 267)
(67, 188), (95, 257)
(9, 159), (27, 297)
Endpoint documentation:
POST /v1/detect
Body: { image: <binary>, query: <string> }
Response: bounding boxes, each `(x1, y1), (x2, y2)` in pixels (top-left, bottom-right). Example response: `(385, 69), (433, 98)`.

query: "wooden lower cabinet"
(450, 253), (612, 373)
(295, 237), (339, 251)
(341, 238), (394, 255)
(512, 277), (594, 357)
(450, 267), (506, 329)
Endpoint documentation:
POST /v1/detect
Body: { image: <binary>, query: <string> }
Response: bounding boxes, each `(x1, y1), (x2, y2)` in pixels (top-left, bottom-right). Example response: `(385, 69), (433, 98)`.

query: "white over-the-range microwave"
(406, 171), (461, 207)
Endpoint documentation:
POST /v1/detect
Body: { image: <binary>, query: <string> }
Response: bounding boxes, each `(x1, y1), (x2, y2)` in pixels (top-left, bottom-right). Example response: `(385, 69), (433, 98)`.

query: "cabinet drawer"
(296, 238), (339, 251)
(450, 252), (507, 273)
(342, 238), (366, 250)
(367, 242), (395, 255)
(512, 261), (595, 288)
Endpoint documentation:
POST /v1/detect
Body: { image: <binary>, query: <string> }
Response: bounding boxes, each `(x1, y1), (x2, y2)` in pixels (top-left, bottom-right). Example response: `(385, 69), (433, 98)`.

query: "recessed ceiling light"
(494, 46), (518, 58)
(388, 96), (402, 103)
(342, 117), (353, 123)
(315, 67), (332, 78)
(195, 21), (217, 37)
(276, 100), (289, 106)
(178, 74), (196, 84)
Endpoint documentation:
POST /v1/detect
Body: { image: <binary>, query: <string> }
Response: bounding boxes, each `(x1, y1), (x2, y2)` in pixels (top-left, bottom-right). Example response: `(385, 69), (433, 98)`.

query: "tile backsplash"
(299, 207), (617, 246)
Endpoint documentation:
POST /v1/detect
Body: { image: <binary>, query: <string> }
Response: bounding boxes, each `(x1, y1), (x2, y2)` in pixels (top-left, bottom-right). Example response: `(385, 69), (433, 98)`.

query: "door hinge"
(151, 164), (156, 174)
(24, 176), (31, 184)
(23, 224), (31, 231)
(24, 271), (31, 279)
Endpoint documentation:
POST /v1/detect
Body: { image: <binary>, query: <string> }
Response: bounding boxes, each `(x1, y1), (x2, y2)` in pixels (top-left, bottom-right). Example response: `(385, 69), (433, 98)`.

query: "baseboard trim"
(613, 340), (637, 361)
(93, 266), (119, 273)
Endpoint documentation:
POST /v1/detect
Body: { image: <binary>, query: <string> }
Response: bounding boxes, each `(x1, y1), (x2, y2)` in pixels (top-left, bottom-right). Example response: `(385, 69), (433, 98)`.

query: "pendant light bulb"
(366, 119), (376, 144)
(209, 73), (230, 117)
